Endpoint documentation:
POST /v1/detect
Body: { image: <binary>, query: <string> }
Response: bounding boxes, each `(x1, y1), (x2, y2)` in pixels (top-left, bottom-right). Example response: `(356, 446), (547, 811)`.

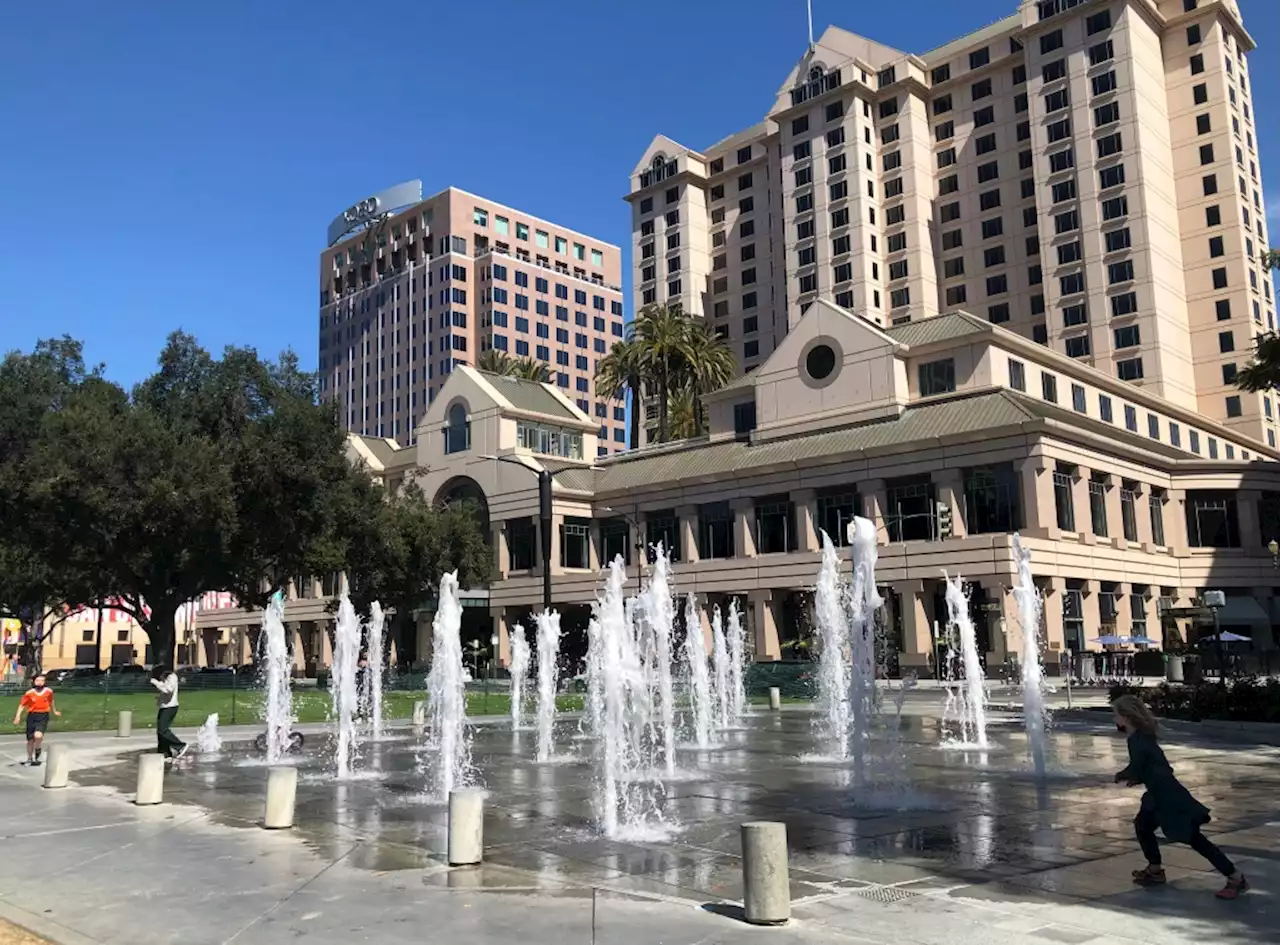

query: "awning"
(1208, 596), (1271, 629)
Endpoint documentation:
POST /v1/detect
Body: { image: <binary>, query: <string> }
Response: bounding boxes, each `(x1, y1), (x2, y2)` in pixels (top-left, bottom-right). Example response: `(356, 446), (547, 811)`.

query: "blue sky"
(1, 0), (1277, 386)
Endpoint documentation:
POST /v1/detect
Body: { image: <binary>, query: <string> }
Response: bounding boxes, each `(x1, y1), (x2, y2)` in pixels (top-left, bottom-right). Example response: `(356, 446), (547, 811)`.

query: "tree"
(1236, 251), (1280, 393)
(681, 320), (736, 437)
(342, 482), (492, 667)
(477, 349), (550, 382)
(594, 334), (645, 449)
(634, 304), (687, 443)
(14, 332), (372, 669)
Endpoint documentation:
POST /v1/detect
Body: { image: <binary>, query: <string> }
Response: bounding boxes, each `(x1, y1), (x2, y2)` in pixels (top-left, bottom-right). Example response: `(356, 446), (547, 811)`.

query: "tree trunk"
(629, 385), (641, 449)
(141, 598), (178, 670)
(657, 362), (670, 442)
(393, 609), (418, 668)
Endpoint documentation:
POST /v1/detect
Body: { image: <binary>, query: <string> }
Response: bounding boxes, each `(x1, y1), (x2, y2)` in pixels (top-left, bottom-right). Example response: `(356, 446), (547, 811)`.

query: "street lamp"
(479, 454), (581, 616)
(600, 505), (646, 593)
(1268, 538), (1278, 569)
(1203, 589), (1227, 686)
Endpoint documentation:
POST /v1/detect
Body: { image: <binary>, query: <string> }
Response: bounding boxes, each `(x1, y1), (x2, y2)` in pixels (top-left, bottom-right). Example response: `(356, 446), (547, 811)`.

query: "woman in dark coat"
(1112, 694), (1248, 899)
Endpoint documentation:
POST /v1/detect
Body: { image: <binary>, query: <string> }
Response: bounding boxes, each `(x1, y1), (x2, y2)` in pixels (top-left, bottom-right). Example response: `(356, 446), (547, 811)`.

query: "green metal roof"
(480, 373), (579, 421)
(883, 311), (992, 347)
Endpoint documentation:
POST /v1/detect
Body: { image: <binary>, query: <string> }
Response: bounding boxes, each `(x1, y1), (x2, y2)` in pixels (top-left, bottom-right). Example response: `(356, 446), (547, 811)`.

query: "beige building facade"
(627, 0), (1274, 449)
(201, 299), (1280, 678)
(320, 185), (628, 455)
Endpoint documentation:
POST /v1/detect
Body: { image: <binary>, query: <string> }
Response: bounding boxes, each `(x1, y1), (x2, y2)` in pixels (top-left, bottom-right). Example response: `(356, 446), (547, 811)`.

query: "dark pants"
(1135, 810), (1236, 876)
(156, 706), (185, 757)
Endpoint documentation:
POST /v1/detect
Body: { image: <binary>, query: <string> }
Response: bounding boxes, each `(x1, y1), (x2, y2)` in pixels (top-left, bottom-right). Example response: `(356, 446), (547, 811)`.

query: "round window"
(806, 344), (837, 381)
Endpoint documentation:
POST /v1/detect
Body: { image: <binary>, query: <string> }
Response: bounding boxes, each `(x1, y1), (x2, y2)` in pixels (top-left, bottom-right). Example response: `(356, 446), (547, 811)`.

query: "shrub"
(1108, 678), (1280, 724)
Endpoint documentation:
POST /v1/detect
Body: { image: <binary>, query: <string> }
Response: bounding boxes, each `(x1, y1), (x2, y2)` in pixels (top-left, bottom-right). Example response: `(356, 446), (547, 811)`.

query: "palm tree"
(634, 303), (688, 443)
(681, 320), (736, 436)
(477, 350), (549, 383)
(595, 334), (645, 449)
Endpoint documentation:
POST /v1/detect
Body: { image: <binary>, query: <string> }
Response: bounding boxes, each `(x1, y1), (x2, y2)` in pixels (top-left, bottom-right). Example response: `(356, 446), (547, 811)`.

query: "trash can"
(1165, 654), (1184, 683)
(1182, 655), (1202, 685)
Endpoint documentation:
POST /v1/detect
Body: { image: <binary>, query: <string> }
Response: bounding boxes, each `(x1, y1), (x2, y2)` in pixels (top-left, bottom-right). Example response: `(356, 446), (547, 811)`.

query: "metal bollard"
(741, 821), (790, 925)
(768, 687), (782, 711)
(412, 700), (427, 727)
(135, 753), (165, 805)
(117, 710), (133, 738)
(447, 789), (485, 866)
(43, 744), (71, 789)
(263, 766), (298, 829)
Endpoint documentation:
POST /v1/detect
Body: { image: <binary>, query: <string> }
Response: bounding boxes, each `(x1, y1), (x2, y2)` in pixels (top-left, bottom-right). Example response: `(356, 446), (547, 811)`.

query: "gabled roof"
(347, 433), (406, 471)
(478, 372), (581, 422)
(884, 311), (992, 347)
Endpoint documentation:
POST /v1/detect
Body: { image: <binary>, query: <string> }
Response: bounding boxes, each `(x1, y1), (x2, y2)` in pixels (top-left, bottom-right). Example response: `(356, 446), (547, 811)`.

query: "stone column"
(893, 580), (932, 675)
(1132, 482), (1154, 546)
(1039, 576), (1066, 654)
(416, 612), (434, 666)
(494, 607), (511, 668)
(862, 479), (888, 544)
(1238, 489), (1262, 551)
(1019, 457), (1059, 539)
(1103, 475), (1124, 545)
(748, 589), (781, 661)
(492, 522), (510, 580)
(695, 593), (714, 654)
(982, 581), (1011, 669)
(678, 506), (700, 564)
(547, 514), (563, 575)
(1070, 469), (1090, 537)
(1166, 489), (1189, 555)
(732, 498), (757, 558)
(1081, 579), (1101, 651)
(588, 519), (602, 571)
(793, 489), (819, 552)
(930, 470), (966, 539)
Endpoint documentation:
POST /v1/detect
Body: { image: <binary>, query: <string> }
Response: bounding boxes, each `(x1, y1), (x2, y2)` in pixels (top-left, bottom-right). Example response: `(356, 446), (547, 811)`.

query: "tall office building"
(627, 0), (1275, 447)
(320, 184), (628, 454)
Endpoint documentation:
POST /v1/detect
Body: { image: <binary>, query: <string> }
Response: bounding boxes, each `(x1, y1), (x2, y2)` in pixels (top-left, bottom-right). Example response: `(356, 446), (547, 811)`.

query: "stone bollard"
(768, 687), (782, 711)
(741, 821), (790, 925)
(263, 766), (298, 829)
(42, 744), (71, 789)
(135, 753), (165, 806)
(447, 789), (485, 866)
(411, 700), (427, 727)
(117, 710), (133, 738)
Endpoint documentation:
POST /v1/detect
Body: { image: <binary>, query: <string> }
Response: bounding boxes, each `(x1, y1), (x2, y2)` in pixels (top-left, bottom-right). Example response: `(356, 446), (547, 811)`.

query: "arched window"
(651, 154), (666, 170)
(444, 402), (470, 454)
(808, 65), (824, 82)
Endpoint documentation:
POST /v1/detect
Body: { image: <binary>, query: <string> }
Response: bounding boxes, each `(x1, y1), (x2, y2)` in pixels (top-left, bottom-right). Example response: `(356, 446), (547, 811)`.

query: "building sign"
(326, 180), (423, 247)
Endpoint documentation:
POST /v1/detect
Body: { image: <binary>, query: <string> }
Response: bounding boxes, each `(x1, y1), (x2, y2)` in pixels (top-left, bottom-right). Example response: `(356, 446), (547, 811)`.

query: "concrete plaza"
(0, 701), (1276, 945)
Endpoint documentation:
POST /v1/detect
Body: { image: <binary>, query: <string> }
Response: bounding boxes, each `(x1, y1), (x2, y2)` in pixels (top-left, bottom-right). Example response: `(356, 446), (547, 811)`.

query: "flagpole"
(807, 0), (814, 49)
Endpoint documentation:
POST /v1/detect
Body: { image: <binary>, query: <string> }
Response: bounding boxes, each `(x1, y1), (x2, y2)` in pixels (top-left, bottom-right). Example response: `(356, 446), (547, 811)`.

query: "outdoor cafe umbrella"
(1094, 634), (1128, 646)
(1125, 635), (1158, 646)
(1198, 631), (1251, 643)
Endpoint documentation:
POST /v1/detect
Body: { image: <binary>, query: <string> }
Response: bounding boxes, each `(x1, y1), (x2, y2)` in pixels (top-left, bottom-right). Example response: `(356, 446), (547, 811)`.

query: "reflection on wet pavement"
(71, 711), (1280, 907)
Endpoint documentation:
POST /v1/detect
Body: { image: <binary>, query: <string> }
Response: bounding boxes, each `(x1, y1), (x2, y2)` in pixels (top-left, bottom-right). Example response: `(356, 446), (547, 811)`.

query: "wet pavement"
(0, 706), (1277, 944)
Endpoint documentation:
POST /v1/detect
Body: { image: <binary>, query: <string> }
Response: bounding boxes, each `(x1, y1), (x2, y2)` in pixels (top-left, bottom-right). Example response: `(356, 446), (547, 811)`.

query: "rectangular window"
(982, 217), (1003, 239)
(1102, 196), (1128, 220)
(1043, 59), (1066, 83)
(1065, 335), (1090, 358)
(980, 189), (1001, 210)
(1091, 70), (1117, 96)
(1111, 292), (1138, 317)
(1055, 209), (1079, 234)
(1114, 324), (1141, 348)
(970, 46), (990, 69)
(1040, 29), (1062, 54)
(1060, 272), (1085, 295)
(1048, 118), (1071, 143)
(1099, 395), (1113, 422)
(1099, 164), (1125, 189)
(1095, 102), (1120, 126)
(1117, 357), (1144, 381)
(1052, 179), (1076, 203)
(972, 78), (992, 100)
(1049, 149), (1074, 173)
(1089, 40), (1114, 66)
(1044, 89), (1069, 113)
(1097, 132), (1122, 159)
(1086, 8), (1111, 34)
(1063, 302), (1087, 326)
(1104, 227), (1131, 252)
(1089, 475), (1109, 537)
(1053, 464), (1075, 531)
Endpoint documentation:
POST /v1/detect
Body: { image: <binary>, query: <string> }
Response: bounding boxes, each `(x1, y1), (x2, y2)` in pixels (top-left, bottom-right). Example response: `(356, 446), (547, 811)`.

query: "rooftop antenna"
(806, 0), (815, 50)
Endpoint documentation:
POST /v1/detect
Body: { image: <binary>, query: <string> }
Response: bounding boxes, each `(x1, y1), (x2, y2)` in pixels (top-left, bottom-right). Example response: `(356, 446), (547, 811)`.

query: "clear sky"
(1, 0), (1277, 386)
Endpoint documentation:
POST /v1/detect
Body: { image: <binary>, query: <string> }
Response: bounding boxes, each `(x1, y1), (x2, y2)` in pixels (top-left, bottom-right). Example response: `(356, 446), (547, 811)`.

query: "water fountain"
(509, 623), (530, 731)
(426, 571), (473, 800)
(847, 516), (882, 787)
(261, 592), (295, 765)
(1013, 534), (1048, 777)
(726, 597), (747, 724)
(366, 601), (385, 741)
(586, 557), (669, 839)
(195, 714), (222, 753)
(332, 594), (363, 778)
(534, 609), (561, 762)
(710, 606), (730, 730)
(681, 593), (714, 749)
(943, 575), (989, 750)
(813, 534), (851, 757)
(639, 547), (677, 774)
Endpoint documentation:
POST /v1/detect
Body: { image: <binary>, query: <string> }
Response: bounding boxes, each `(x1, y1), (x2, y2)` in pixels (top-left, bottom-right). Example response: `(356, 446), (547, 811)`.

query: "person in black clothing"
(1112, 694), (1247, 899)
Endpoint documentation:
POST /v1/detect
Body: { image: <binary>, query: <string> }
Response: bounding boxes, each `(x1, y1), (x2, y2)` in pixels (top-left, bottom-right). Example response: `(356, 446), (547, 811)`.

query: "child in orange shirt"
(13, 674), (60, 766)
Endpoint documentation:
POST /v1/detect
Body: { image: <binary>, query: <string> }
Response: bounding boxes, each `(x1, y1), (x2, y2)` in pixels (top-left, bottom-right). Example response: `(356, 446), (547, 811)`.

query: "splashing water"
(509, 623), (530, 730)
(535, 609), (561, 763)
(726, 598), (747, 724)
(332, 594), (363, 778)
(943, 575), (989, 750)
(195, 714), (222, 753)
(847, 516), (882, 787)
(426, 571), (473, 800)
(366, 601), (386, 741)
(586, 557), (670, 839)
(261, 592), (294, 765)
(681, 593), (714, 749)
(1013, 534), (1049, 778)
(711, 606), (730, 730)
(640, 546), (677, 775)
(814, 534), (852, 757)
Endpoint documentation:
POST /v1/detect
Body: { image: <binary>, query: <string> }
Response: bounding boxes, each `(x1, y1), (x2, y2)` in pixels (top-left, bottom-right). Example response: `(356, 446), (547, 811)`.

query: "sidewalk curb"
(0, 898), (98, 945)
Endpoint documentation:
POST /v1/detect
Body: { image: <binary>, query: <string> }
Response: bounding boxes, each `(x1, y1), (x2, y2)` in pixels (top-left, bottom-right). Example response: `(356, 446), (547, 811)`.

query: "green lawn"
(2, 689), (587, 734)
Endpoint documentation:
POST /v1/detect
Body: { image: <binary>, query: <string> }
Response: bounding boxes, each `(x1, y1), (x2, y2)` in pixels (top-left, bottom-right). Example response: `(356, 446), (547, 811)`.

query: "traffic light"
(937, 502), (953, 539)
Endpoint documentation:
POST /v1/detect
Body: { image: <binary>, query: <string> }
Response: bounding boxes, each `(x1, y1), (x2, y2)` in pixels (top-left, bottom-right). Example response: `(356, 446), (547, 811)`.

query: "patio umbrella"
(1094, 634), (1127, 646)
(1199, 631), (1251, 643)
(1125, 635), (1158, 646)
